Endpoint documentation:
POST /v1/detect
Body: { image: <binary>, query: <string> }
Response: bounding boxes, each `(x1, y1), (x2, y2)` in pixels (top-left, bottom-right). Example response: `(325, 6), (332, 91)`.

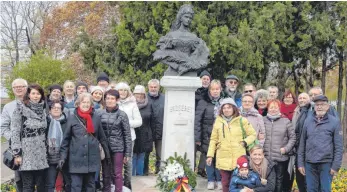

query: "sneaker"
(207, 181), (215, 190)
(216, 181), (222, 190)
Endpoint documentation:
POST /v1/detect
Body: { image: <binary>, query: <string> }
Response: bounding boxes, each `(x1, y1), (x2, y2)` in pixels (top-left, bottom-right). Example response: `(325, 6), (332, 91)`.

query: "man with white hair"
(308, 86), (339, 118)
(267, 85), (279, 100)
(224, 74), (242, 107)
(146, 79), (165, 174)
(292, 92), (311, 192)
(298, 95), (343, 192)
(1, 78), (28, 192)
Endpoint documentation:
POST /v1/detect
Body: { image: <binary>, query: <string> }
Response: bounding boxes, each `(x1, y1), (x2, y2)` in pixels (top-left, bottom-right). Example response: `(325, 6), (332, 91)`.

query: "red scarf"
(77, 107), (95, 134)
(280, 102), (297, 121)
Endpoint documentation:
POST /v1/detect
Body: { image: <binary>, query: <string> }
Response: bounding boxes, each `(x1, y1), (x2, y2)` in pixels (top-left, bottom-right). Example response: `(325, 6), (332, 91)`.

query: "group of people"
(194, 71), (343, 192)
(1, 73), (165, 192)
(0, 70), (343, 192)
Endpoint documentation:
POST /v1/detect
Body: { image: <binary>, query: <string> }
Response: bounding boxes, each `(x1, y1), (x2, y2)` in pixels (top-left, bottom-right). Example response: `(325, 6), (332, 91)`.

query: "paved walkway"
(133, 176), (220, 192)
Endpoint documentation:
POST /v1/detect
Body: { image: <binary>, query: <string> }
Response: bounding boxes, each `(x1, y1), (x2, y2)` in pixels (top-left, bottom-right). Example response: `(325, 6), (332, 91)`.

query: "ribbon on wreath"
(170, 176), (195, 192)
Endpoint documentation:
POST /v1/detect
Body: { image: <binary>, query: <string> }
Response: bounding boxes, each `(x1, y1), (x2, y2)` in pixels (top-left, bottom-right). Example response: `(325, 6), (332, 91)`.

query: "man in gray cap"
(224, 74), (242, 107)
(297, 95), (343, 192)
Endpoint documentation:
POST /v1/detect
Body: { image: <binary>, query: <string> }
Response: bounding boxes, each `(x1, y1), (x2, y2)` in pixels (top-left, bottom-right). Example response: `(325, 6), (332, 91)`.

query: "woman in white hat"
(115, 82), (142, 189)
(132, 85), (153, 176)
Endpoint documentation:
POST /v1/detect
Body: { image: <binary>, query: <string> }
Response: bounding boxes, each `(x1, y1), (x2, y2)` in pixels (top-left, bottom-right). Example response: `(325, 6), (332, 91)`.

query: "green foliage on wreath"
(156, 152), (197, 192)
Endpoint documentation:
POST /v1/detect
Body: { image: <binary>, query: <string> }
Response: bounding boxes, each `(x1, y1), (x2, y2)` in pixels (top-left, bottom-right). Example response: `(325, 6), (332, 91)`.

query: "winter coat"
(292, 104), (311, 151)
(148, 93), (165, 141)
(195, 87), (208, 108)
(99, 107), (132, 157)
(60, 109), (110, 173)
(280, 102), (297, 121)
(1, 99), (20, 140)
(223, 89), (242, 107)
(133, 96), (153, 154)
(11, 101), (49, 171)
(46, 113), (68, 165)
(194, 94), (223, 153)
(117, 96), (142, 141)
(240, 108), (266, 147)
(229, 169), (262, 192)
(263, 116), (296, 162)
(207, 116), (256, 171)
(252, 159), (276, 192)
(298, 113), (343, 171)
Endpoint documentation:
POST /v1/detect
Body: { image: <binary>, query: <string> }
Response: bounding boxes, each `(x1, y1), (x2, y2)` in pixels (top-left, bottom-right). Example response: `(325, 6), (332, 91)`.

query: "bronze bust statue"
(153, 4), (209, 76)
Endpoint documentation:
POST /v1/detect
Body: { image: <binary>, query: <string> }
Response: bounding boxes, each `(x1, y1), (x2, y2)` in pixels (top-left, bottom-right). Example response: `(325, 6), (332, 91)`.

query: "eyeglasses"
(244, 90), (253, 93)
(12, 86), (26, 89)
(242, 100), (253, 103)
(228, 81), (238, 85)
(51, 107), (62, 110)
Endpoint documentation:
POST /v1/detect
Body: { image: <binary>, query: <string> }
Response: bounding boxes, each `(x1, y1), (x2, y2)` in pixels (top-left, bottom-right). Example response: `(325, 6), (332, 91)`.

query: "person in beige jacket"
(207, 98), (256, 192)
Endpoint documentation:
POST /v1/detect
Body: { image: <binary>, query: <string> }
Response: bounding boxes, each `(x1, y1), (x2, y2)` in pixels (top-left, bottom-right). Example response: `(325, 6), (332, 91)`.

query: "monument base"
(160, 76), (202, 170)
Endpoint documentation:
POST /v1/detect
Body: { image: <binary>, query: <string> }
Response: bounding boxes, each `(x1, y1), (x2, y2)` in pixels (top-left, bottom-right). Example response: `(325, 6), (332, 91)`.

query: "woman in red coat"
(280, 89), (297, 121)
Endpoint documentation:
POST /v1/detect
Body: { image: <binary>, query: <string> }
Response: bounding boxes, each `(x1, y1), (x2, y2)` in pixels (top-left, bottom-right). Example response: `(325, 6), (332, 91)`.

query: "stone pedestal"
(160, 76), (201, 170)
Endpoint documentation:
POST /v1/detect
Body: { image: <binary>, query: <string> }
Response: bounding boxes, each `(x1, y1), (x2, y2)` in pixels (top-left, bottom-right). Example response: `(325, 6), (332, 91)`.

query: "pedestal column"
(160, 76), (201, 170)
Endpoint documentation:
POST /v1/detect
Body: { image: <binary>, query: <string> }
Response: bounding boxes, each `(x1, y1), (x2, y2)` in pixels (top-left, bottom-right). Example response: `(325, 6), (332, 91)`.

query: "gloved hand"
(57, 160), (65, 170)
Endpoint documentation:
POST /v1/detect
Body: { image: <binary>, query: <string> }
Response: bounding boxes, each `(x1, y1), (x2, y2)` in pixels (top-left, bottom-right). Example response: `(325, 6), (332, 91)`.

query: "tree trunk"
(337, 51), (343, 119)
(321, 52), (327, 94)
(344, 59), (347, 153)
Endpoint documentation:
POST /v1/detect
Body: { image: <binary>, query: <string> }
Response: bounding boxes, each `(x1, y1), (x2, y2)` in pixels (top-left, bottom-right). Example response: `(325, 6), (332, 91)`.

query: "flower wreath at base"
(156, 152), (197, 192)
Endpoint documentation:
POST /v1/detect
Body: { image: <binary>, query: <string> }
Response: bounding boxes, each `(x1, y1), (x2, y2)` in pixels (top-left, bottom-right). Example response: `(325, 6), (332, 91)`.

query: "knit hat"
(237, 155), (249, 169)
(225, 74), (239, 82)
(76, 81), (89, 92)
(115, 82), (131, 92)
(133, 85), (146, 94)
(104, 89), (120, 99)
(199, 70), (211, 79)
(97, 72), (109, 83)
(313, 95), (328, 103)
(49, 84), (63, 92)
(220, 98), (237, 108)
(90, 86), (104, 94)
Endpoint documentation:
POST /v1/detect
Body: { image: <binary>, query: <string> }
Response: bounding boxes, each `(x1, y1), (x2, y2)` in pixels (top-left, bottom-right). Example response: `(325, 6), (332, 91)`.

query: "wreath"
(156, 152), (197, 192)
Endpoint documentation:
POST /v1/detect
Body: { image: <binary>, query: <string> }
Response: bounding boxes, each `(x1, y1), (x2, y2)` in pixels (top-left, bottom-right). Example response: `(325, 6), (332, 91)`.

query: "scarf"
(266, 113), (282, 121)
(77, 107), (95, 133)
(47, 114), (65, 148)
(280, 102), (297, 121)
(136, 95), (148, 109)
(240, 107), (259, 117)
(28, 100), (45, 116)
(250, 158), (268, 179)
(225, 88), (237, 99)
(221, 115), (232, 123)
(208, 92), (221, 118)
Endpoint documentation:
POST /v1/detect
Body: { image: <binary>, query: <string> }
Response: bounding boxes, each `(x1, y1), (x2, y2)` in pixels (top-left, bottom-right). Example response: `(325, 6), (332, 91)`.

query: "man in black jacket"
(194, 70), (211, 178)
(146, 79), (165, 174)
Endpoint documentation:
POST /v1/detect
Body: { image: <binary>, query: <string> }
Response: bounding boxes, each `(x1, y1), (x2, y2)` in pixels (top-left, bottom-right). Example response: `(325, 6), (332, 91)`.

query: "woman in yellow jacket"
(206, 98), (256, 192)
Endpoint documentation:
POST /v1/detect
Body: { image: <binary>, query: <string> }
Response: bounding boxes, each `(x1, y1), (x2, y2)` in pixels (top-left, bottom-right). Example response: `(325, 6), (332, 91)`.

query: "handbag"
(75, 115), (105, 160)
(240, 117), (259, 152)
(3, 116), (24, 170)
(3, 144), (20, 170)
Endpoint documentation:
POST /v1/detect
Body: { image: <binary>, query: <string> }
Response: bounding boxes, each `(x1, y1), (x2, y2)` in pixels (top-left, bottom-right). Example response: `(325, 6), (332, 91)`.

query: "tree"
(40, 2), (120, 58)
(0, 1), (56, 66)
(5, 52), (75, 98)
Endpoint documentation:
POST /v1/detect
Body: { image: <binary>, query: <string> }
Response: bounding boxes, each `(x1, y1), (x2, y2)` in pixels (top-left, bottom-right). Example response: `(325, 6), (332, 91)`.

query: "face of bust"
(181, 13), (193, 27)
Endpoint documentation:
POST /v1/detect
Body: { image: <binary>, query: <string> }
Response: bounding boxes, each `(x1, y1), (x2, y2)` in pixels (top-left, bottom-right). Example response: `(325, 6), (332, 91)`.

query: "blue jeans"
(305, 162), (332, 192)
(132, 152), (145, 176)
(205, 159), (221, 182)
